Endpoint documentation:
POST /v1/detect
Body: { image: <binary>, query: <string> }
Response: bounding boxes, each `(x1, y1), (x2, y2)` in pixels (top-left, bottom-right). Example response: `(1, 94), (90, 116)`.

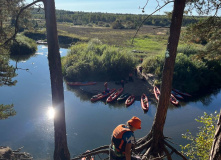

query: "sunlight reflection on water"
(47, 107), (55, 120)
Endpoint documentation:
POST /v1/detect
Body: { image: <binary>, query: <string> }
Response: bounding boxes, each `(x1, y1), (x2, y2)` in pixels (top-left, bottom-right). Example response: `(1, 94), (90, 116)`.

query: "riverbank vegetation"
(181, 111), (219, 160)
(143, 46), (221, 94)
(23, 29), (88, 46)
(142, 17), (221, 94)
(10, 34), (37, 55)
(62, 38), (137, 81)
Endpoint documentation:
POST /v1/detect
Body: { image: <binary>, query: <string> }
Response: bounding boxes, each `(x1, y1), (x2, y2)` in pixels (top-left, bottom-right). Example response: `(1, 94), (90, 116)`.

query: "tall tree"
(135, 0), (187, 159)
(43, 0), (70, 159)
(1, 0), (70, 159)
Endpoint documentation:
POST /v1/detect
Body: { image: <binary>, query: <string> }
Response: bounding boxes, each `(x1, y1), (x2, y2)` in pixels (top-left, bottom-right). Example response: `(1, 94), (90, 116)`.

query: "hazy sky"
(25, 0), (174, 15)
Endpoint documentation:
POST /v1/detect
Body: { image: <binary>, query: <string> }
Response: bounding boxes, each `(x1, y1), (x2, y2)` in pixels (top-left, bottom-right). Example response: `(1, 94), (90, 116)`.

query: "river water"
(0, 45), (220, 160)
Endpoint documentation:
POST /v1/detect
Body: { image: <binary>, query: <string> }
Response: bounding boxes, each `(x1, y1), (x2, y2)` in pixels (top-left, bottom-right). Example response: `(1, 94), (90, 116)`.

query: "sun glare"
(47, 107), (55, 119)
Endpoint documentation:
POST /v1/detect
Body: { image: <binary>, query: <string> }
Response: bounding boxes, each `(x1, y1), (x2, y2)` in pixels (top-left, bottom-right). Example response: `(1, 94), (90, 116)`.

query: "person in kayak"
(110, 116), (142, 160)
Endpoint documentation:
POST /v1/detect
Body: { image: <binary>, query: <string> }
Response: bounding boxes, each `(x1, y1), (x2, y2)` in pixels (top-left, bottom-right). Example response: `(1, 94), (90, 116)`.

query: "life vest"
(111, 124), (132, 153)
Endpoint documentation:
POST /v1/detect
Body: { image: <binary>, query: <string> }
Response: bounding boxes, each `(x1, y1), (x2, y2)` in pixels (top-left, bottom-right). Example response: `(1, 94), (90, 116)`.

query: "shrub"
(10, 34), (37, 55)
(180, 111), (219, 160)
(177, 45), (199, 56)
(62, 39), (137, 81)
(142, 54), (164, 78)
(111, 20), (124, 29)
(142, 50), (221, 94)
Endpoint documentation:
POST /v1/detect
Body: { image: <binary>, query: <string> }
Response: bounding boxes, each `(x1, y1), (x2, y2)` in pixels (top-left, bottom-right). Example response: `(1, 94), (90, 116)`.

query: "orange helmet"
(127, 116), (141, 129)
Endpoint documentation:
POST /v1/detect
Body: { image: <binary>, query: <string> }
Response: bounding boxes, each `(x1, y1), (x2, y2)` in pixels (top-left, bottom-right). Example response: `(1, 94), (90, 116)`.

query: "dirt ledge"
(80, 69), (156, 99)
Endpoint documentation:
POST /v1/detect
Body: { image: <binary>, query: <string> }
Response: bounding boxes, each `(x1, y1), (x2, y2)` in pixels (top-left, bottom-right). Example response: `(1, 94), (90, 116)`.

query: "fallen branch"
(164, 140), (187, 160)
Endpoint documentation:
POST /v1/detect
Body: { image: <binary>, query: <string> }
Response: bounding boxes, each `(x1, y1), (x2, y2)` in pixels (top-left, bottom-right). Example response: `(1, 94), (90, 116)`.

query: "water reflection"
(65, 84), (92, 101)
(47, 107), (55, 120)
(10, 53), (36, 62)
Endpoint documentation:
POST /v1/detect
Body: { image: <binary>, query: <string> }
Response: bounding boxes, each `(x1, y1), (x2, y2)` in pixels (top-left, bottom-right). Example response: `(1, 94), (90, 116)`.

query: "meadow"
(57, 23), (169, 56)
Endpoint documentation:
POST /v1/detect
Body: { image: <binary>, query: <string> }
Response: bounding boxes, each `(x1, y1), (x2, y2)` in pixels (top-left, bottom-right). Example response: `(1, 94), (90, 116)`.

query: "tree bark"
(151, 0), (186, 150)
(43, 0), (70, 159)
(210, 110), (221, 160)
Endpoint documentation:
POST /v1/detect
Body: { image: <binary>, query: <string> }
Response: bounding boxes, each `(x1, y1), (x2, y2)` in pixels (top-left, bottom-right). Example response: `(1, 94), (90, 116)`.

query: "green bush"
(111, 20), (124, 29)
(180, 111), (219, 160)
(62, 39), (137, 81)
(10, 34), (37, 55)
(142, 50), (221, 93)
(142, 54), (164, 78)
(177, 45), (199, 56)
(172, 53), (208, 93)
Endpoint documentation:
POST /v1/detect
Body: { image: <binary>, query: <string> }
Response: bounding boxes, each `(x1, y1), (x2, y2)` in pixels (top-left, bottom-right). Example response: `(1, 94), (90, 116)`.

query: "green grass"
(132, 37), (167, 53)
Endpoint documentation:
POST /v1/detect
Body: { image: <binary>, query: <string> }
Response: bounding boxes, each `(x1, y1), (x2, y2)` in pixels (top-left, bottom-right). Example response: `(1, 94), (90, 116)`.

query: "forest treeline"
(31, 8), (203, 28)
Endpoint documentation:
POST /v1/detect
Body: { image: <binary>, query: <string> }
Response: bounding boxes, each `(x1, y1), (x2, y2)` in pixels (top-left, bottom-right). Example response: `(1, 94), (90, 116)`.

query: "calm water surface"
(0, 45), (220, 160)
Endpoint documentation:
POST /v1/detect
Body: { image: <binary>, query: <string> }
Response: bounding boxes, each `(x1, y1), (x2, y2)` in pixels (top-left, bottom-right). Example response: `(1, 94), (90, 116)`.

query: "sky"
(25, 0), (174, 15)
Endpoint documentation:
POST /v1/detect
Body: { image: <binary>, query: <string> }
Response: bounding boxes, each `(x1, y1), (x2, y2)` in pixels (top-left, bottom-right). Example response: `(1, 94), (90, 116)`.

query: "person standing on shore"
(139, 66), (142, 73)
(104, 82), (109, 93)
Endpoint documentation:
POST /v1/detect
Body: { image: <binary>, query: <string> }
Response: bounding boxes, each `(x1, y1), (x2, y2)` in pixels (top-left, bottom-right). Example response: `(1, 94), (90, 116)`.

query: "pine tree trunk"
(151, 0), (186, 149)
(210, 110), (221, 160)
(43, 0), (70, 159)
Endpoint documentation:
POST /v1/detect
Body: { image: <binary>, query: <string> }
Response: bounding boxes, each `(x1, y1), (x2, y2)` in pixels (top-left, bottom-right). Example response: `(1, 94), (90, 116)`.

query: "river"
(0, 45), (220, 160)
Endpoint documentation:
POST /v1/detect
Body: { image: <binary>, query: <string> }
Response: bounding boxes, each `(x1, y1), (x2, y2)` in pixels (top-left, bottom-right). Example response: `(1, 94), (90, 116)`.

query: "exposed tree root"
(71, 145), (109, 160)
(72, 134), (188, 160)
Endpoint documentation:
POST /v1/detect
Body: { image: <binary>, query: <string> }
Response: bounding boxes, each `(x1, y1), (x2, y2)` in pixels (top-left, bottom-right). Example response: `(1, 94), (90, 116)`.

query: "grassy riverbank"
(10, 34), (37, 55)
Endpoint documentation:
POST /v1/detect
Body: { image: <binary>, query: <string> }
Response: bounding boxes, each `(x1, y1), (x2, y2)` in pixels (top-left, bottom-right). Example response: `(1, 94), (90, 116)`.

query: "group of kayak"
(90, 88), (150, 112)
(153, 86), (191, 106)
(66, 81), (191, 107)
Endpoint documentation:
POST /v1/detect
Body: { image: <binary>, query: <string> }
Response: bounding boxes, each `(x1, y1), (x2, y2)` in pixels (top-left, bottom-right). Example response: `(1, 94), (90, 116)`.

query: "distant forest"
(31, 8), (205, 28)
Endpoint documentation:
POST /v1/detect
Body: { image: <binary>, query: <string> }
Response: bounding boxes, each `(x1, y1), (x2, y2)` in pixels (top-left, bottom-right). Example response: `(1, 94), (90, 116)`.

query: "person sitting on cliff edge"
(110, 116), (142, 160)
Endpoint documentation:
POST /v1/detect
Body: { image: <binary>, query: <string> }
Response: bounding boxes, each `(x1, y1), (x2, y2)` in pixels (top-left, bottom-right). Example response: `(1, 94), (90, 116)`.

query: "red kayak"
(141, 94), (149, 111)
(125, 95), (135, 107)
(170, 94), (179, 106)
(91, 89), (116, 102)
(153, 86), (160, 101)
(154, 86), (179, 105)
(67, 81), (96, 86)
(172, 88), (191, 97)
(106, 88), (124, 103)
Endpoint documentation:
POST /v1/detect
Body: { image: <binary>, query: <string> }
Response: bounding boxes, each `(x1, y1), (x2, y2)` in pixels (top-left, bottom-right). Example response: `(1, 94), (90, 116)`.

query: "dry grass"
(57, 23), (169, 47)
